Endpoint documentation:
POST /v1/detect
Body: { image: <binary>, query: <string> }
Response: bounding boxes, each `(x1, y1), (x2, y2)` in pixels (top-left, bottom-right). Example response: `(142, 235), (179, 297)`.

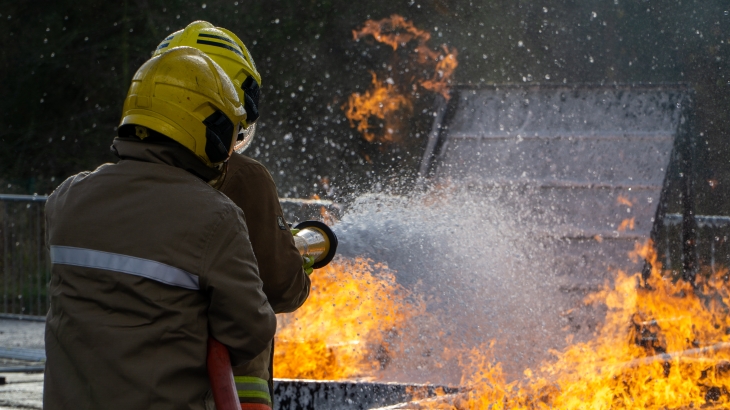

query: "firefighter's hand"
(302, 255), (315, 276)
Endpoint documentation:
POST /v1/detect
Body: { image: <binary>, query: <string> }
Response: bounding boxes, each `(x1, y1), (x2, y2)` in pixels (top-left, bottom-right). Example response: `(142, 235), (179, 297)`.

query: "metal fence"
(658, 213), (730, 277)
(0, 194), (50, 317)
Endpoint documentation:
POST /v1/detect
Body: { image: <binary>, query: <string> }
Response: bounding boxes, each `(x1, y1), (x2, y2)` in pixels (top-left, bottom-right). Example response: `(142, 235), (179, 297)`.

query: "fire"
(344, 15), (458, 143)
(274, 257), (423, 380)
(419, 241), (730, 409)
(343, 72), (413, 143)
(617, 195), (634, 207)
(420, 50), (459, 100)
(352, 14), (427, 51)
(617, 217), (635, 232)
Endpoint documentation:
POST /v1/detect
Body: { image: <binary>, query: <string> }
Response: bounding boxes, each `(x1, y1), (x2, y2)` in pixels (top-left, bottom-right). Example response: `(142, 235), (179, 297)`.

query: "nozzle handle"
(293, 220), (338, 269)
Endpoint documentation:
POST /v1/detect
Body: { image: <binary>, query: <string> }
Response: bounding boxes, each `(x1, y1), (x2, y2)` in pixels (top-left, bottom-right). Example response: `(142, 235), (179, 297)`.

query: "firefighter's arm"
(202, 205), (276, 366)
(223, 161), (310, 313)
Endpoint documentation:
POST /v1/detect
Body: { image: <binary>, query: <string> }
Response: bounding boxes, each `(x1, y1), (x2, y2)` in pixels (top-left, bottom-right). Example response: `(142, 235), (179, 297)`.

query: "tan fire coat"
(219, 153), (311, 393)
(220, 153), (310, 315)
(43, 138), (276, 410)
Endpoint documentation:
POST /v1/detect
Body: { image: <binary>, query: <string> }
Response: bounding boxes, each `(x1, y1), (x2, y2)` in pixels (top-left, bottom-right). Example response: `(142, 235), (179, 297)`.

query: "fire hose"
(207, 220), (338, 410)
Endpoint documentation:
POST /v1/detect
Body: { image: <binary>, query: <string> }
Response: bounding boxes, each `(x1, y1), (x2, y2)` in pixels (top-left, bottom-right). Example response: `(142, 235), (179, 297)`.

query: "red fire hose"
(207, 338), (273, 410)
(207, 221), (337, 410)
(207, 338), (240, 410)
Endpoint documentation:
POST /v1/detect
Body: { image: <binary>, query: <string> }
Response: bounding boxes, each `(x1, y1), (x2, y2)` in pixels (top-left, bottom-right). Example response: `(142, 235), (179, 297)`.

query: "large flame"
(344, 15), (458, 143)
(274, 257), (423, 380)
(418, 240), (730, 409)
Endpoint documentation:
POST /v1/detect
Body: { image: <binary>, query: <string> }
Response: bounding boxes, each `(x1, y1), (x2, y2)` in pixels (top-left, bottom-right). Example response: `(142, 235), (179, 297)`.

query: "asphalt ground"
(0, 320), (45, 409)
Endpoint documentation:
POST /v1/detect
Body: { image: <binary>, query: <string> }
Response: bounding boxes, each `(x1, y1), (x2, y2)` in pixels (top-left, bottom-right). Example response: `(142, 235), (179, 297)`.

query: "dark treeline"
(0, 0), (728, 213)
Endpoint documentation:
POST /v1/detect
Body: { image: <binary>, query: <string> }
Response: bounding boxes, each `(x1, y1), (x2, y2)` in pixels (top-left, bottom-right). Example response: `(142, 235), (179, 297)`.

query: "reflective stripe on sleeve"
(50, 246), (200, 290)
(234, 376), (271, 404)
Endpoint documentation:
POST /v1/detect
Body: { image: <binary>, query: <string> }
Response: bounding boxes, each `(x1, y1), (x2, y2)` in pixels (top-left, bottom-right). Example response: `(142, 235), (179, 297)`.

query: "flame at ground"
(343, 72), (413, 143)
(274, 257), (423, 380)
(419, 240), (730, 409)
(344, 15), (458, 143)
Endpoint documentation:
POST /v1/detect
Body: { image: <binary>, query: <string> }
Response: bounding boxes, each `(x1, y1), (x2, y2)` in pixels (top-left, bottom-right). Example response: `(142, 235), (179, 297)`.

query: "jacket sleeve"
(221, 160), (311, 313)
(202, 205), (277, 367)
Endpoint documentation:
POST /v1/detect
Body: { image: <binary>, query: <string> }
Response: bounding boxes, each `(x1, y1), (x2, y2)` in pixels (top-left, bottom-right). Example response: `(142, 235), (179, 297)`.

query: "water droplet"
(201, 3), (207, 8)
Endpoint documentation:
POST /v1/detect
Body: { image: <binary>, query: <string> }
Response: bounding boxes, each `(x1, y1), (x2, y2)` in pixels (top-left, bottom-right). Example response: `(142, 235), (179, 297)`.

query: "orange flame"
(420, 49), (459, 100)
(617, 195), (633, 207)
(344, 15), (459, 143)
(418, 241), (730, 409)
(353, 14), (429, 51)
(343, 72), (413, 143)
(274, 257), (423, 380)
(617, 217), (635, 232)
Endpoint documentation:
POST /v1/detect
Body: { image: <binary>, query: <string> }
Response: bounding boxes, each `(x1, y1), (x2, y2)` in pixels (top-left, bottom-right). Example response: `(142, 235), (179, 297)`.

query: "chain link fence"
(0, 195), (50, 317)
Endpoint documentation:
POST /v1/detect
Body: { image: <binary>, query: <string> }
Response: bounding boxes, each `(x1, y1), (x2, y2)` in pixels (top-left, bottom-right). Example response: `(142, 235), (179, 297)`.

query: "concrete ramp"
(422, 85), (690, 292)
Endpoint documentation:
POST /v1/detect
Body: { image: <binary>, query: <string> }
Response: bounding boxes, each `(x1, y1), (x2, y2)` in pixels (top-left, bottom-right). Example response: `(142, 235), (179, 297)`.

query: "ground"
(0, 319), (45, 409)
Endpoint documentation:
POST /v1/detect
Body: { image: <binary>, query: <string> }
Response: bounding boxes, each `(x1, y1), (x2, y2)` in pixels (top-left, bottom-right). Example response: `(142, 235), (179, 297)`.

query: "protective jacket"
(43, 137), (276, 410)
(219, 153), (310, 405)
(220, 153), (310, 314)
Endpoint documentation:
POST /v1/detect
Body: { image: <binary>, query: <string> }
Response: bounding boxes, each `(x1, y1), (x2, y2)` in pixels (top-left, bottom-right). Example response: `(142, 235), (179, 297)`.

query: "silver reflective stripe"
(50, 246), (199, 290)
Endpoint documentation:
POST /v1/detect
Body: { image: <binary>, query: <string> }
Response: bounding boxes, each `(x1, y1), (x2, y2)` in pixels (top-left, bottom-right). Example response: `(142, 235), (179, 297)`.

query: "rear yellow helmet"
(154, 21), (261, 153)
(119, 46), (246, 167)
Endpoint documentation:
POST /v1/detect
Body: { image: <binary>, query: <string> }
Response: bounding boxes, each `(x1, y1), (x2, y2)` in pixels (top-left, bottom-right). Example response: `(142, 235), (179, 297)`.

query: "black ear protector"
(241, 76), (260, 124)
(203, 110), (235, 163)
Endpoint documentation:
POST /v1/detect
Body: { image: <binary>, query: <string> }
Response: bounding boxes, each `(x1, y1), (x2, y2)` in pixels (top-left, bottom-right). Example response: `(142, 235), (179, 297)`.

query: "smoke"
(333, 186), (575, 384)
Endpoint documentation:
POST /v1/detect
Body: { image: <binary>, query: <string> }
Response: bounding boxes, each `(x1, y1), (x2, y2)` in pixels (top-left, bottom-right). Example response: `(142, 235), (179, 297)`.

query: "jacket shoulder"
(222, 154), (276, 194)
(227, 154), (272, 179)
(47, 163), (114, 205)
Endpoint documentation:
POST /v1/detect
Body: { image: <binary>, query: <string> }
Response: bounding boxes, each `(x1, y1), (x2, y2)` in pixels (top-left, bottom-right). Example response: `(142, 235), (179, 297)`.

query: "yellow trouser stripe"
(234, 376), (271, 403)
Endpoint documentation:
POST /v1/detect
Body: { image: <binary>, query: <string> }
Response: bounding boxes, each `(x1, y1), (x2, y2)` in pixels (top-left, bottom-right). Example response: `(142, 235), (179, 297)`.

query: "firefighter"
(43, 46), (276, 410)
(154, 22), (312, 409)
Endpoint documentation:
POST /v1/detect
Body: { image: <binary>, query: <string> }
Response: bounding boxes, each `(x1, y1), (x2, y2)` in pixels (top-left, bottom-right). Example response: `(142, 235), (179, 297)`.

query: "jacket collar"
(111, 137), (221, 182)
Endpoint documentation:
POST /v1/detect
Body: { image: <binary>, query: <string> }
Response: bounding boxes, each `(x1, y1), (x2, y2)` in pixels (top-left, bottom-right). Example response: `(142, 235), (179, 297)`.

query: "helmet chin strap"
(234, 122), (256, 154)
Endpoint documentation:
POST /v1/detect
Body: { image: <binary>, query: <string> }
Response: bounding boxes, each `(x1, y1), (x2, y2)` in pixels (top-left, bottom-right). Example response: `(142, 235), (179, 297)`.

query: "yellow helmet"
(119, 46), (246, 167)
(154, 21), (261, 153)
